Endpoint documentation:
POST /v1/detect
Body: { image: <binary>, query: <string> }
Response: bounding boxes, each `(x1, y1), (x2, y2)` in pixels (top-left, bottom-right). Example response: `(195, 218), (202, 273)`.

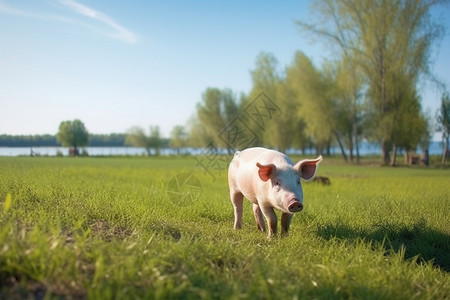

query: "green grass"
(0, 156), (449, 299)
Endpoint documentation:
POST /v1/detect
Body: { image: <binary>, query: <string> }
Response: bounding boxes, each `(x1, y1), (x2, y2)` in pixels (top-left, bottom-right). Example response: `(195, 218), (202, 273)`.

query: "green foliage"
(0, 157), (449, 299)
(248, 52), (310, 153)
(436, 91), (450, 164)
(437, 92), (450, 138)
(148, 126), (162, 156)
(333, 56), (365, 161)
(169, 125), (188, 151)
(125, 126), (149, 150)
(0, 133), (126, 147)
(0, 134), (57, 147)
(297, 0), (446, 163)
(420, 109), (435, 150)
(194, 88), (240, 150)
(286, 52), (336, 152)
(89, 133), (126, 147)
(250, 52), (280, 100)
(125, 126), (162, 156)
(56, 119), (89, 152)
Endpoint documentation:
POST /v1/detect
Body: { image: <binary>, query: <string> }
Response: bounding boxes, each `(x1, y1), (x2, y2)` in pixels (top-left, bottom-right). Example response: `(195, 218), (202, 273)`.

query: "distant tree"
(334, 57), (365, 162)
(195, 88), (239, 152)
(89, 133), (126, 146)
(148, 126), (162, 155)
(56, 119), (89, 156)
(125, 125), (162, 156)
(125, 126), (148, 154)
(170, 125), (188, 154)
(265, 79), (303, 153)
(250, 52), (280, 100)
(437, 91), (450, 165)
(419, 109), (434, 165)
(186, 114), (210, 148)
(0, 134), (58, 147)
(388, 83), (427, 166)
(286, 52), (335, 154)
(247, 52), (281, 147)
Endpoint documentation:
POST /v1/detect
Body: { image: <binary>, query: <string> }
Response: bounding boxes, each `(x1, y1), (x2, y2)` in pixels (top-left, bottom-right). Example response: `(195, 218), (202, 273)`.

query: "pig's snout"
(288, 199), (303, 213)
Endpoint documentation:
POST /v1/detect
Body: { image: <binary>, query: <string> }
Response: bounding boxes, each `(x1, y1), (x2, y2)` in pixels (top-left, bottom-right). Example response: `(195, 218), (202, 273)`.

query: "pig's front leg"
(281, 213), (294, 237)
(252, 203), (266, 232)
(230, 191), (244, 229)
(261, 206), (277, 238)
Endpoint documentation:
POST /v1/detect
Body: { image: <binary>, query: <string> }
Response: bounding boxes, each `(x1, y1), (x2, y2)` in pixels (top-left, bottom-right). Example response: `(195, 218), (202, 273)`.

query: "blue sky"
(1, 1), (449, 138)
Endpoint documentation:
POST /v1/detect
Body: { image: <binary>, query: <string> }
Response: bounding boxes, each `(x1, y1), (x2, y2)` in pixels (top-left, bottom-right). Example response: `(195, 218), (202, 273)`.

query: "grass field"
(0, 156), (449, 299)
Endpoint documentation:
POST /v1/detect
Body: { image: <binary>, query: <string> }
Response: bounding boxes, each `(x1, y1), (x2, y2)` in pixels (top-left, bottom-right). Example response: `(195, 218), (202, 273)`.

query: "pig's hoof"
(266, 234), (278, 240)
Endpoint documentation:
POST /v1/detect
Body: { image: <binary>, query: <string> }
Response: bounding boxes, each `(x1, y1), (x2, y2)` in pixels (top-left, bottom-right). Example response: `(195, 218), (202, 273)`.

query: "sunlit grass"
(0, 156), (449, 299)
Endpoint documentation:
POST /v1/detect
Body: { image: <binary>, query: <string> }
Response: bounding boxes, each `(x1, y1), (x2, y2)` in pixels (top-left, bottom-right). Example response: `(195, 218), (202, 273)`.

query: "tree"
(266, 79), (304, 153)
(56, 119), (89, 156)
(170, 125), (188, 154)
(334, 57), (365, 162)
(148, 126), (162, 156)
(286, 52), (336, 154)
(194, 88), (239, 152)
(437, 91), (450, 165)
(298, 0), (446, 164)
(125, 125), (162, 156)
(419, 109), (434, 165)
(248, 52), (289, 151)
(387, 82), (427, 165)
(246, 52), (282, 148)
(186, 114), (210, 148)
(250, 52), (280, 100)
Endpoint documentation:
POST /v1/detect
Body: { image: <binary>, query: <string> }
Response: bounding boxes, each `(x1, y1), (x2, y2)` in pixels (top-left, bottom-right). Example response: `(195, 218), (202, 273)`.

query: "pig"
(228, 147), (322, 238)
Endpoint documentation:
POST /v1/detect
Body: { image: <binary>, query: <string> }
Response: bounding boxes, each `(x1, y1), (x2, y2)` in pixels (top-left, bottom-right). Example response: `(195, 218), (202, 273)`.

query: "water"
(0, 147), (147, 157)
(0, 142), (446, 157)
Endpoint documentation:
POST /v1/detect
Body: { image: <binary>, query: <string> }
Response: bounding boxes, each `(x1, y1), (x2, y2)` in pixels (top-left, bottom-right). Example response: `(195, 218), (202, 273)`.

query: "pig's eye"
(275, 181), (280, 186)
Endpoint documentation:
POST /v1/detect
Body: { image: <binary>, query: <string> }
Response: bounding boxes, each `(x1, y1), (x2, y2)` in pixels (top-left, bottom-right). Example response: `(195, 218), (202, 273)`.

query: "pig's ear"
(294, 156), (323, 181)
(256, 162), (276, 182)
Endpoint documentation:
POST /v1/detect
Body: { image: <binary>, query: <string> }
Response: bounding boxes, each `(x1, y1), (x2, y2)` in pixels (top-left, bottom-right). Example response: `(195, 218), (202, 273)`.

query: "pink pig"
(228, 147), (322, 238)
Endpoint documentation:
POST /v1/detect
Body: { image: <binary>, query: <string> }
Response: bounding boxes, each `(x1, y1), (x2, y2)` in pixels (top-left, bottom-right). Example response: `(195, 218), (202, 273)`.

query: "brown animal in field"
(312, 176), (330, 185)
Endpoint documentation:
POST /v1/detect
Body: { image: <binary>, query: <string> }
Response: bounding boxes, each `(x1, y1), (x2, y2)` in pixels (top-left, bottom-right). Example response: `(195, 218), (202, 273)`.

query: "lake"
(0, 142), (446, 157)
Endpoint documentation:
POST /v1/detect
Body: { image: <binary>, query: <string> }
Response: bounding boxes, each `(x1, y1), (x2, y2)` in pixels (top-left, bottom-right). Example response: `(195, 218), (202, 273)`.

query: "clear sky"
(1, 0), (449, 138)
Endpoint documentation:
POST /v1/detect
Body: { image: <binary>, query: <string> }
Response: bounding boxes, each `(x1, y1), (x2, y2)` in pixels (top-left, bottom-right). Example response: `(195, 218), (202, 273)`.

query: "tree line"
(0, 133), (161, 148)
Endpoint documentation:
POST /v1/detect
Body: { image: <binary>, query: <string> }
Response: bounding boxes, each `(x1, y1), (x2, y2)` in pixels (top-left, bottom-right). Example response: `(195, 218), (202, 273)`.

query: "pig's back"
(233, 147), (293, 167)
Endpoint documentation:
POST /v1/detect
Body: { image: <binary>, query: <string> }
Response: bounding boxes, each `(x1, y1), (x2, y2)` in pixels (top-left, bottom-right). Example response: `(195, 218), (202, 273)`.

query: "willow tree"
(269, 77), (308, 153)
(249, 52), (280, 100)
(125, 125), (162, 156)
(298, 0), (446, 164)
(246, 52), (282, 148)
(169, 125), (188, 154)
(286, 52), (336, 154)
(194, 87), (239, 152)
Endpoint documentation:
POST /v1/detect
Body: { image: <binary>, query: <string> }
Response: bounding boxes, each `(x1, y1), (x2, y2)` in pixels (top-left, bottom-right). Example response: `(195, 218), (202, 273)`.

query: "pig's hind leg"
(230, 191), (244, 229)
(252, 203), (266, 232)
